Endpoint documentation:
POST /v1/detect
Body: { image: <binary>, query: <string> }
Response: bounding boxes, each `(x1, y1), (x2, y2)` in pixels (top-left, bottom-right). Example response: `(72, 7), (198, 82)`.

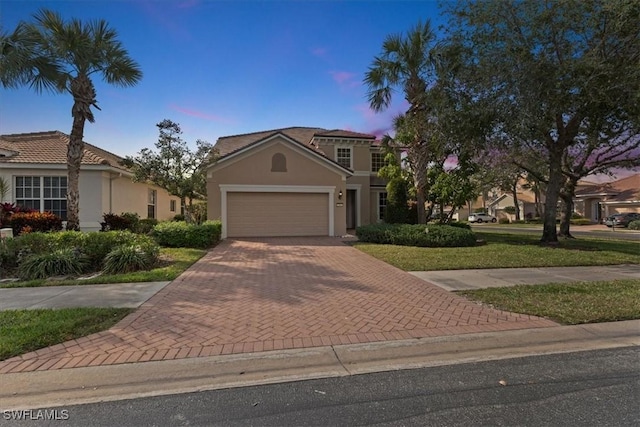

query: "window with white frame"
(371, 152), (385, 172)
(336, 147), (352, 169)
(148, 189), (157, 219)
(15, 176), (67, 219)
(378, 192), (388, 221)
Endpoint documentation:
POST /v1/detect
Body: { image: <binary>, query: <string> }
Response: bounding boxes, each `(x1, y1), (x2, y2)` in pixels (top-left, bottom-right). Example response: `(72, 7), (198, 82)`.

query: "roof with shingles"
(575, 174), (640, 201)
(0, 131), (129, 171)
(214, 126), (377, 158)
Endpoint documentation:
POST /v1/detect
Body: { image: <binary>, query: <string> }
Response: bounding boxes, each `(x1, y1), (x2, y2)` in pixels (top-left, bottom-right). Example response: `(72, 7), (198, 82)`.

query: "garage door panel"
(227, 192), (329, 237)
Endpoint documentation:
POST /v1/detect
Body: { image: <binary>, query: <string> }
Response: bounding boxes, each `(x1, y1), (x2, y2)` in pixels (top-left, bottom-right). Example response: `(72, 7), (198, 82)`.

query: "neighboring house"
(486, 191), (540, 220)
(206, 127), (388, 238)
(0, 131), (181, 231)
(574, 174), (640, 222)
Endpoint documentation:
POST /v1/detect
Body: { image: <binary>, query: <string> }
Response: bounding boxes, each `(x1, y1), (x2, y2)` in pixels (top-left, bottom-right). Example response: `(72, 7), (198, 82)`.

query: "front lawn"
(459, 279), (640, 325)
(0, 308), (132, 361)
(0, 247), (206, 288)
(354, 232), (640, 271)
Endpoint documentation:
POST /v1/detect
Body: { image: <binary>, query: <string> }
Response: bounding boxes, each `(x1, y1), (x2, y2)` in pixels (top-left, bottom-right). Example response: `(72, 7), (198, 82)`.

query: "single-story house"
(574, 174), (640, 222)
(206, 127), (389, 238)
(0, 131), (181, 231)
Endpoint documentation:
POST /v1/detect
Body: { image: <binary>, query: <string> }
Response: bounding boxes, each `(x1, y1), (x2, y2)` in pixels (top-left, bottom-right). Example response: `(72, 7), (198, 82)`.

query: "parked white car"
(468, 213), (497, 223)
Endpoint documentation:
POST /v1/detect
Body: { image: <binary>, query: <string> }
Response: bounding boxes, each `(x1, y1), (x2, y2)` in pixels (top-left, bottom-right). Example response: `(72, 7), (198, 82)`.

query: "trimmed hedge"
(152, 220), (222, 248)
(570, 218), (593, 226)
(498, 218), (511, 224)
(629, 220), (640, 230)
(356, 223), (477, 247)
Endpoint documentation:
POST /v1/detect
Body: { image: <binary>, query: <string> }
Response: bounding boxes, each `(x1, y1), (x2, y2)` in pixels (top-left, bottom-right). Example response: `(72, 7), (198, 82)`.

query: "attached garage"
(226, 192), (329, 237)
(207, 133), (352, 239)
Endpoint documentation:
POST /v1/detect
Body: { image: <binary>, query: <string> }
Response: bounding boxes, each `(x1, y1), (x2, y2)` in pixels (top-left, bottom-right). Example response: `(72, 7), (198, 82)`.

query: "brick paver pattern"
(0, 237), (557, 374)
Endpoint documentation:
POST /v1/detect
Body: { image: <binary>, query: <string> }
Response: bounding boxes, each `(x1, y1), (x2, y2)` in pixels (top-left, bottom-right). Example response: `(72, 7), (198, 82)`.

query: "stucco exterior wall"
(110, 175), (180, 222)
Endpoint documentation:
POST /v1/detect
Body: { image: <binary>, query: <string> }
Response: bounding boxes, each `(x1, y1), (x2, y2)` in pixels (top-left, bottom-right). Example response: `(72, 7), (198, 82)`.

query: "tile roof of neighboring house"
(575, 173), (640, 202)
(214, 126), (377, 158)
(0, 131), (129, 172)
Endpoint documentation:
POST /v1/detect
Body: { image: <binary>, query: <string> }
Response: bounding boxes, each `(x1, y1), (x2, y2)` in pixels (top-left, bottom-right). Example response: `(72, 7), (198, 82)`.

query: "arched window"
(271, 153), (287, 172)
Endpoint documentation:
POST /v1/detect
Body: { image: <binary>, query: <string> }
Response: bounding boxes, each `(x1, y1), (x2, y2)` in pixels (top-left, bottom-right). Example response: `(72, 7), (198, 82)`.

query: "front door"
(346, 189), (357, 229)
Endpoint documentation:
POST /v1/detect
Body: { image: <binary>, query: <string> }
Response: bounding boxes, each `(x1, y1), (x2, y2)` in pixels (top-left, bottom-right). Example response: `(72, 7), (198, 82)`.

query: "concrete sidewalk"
(2, 265), (639, 310)
(410, 264), (640, 291)
(1, 320), (638, 410)
(0, 281), (170, 311)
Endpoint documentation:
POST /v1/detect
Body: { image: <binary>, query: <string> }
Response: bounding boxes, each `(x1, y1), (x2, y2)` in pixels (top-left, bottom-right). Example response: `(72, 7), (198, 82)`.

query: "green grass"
(0, 308), (132, 361)
(0, 247), (206, 288)
(354, 231), (640, 271)
(458, 279), (640, 325)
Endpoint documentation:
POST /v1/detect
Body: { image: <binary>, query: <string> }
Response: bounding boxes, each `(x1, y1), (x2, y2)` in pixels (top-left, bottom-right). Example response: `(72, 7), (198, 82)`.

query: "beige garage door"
(227, 192), (329, 237)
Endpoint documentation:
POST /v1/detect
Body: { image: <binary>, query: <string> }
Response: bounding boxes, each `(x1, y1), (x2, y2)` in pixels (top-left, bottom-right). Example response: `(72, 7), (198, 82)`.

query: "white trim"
(209, 133), (352, 176)
(352, 171), (371, 177)
(334, 145), (353, 170)
(219, 184), (336, 238)
(601, 200), (640, 205)
(346, 183), (362, 227)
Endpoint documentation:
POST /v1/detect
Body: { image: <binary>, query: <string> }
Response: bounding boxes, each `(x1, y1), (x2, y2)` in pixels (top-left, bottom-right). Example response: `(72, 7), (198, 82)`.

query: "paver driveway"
(0, 237), (556, 374)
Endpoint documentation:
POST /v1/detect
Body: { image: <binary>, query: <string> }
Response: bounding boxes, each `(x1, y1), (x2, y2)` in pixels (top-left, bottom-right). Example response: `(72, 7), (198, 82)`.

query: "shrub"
(83, 231), (156, 270)
(570, 218), (593, 226)
(153, 220), (221, 248)
(0, 237), (20, 277)
(137, 218), (158, 234)
(18, 248), (88, 280)
(103, 243), (159, 274)
(628, 220), (640, 230)
(448, 221), (471, 230)
(498, 217), (511, 224)
(503, 206), (516, 214)
(355, 223), (477, 247)
(9, 211), (63, 235)
(101, 212), (140, 232)
(172, 214), (185, 222)
(571, 212), (583, 219)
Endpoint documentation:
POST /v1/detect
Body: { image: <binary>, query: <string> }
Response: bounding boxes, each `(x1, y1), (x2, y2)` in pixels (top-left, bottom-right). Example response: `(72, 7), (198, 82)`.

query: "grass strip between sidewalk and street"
(354, 232), (640, 271)
(0, 308), (132, 361)
(458, 279), (640, 325)
(0, 247), (206, 288)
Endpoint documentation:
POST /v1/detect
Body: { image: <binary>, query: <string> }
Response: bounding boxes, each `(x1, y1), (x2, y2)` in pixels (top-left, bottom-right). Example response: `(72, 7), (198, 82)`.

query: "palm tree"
(0, 9), (142, 230)
(364, 21), (437, 224)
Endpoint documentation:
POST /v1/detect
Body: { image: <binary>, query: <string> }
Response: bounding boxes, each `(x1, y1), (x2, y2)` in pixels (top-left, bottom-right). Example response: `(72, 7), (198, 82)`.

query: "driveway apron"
(0, 237), (556, 374)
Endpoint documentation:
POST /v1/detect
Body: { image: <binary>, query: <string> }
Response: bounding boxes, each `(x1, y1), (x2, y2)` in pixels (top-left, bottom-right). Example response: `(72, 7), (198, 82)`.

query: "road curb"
(1, 320), (638, 410)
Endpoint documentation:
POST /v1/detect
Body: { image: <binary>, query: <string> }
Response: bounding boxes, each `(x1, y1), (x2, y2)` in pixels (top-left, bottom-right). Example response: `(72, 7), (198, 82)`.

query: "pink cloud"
(170, 104), (236, 124)
(329, 71), (360, 91)
(311, 47), (328, 58)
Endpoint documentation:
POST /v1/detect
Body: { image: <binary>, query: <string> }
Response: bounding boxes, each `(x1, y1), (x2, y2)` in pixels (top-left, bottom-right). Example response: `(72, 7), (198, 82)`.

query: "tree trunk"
(512, 181), (521, 221)
(66, 74), (97, 231)
(559, 178), (577, 238)
(541, 151), (562, 243)
(410, 147), (429, 224)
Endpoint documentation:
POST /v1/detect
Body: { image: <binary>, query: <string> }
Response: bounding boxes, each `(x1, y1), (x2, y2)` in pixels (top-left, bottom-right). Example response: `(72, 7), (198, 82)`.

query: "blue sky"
(1, 0), (447, 157)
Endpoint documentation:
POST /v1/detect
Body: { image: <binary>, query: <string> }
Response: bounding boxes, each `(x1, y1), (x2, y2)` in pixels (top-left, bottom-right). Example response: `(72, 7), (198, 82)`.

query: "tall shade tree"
(445, 0), (640, 242)
(0, 9), (142, 230)
(121, 120), (216, 223)
(364, 21), (438, 224)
